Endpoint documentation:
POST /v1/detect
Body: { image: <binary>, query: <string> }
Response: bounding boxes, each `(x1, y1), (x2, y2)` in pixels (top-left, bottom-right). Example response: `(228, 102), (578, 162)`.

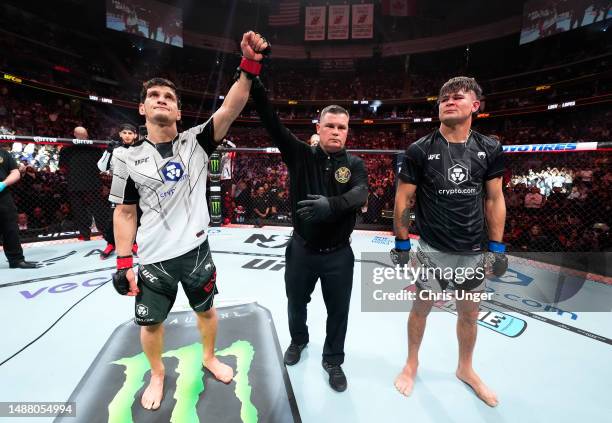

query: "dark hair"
(438, 76), (483, 101)
(319, 104), (349, 122)
(119, 123), (137, 133)
(140, 78), (181, 109)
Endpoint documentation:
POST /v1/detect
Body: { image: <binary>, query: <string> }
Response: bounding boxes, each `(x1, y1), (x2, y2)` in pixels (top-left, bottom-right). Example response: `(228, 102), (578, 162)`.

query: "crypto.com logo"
(448, 164), (469, 185)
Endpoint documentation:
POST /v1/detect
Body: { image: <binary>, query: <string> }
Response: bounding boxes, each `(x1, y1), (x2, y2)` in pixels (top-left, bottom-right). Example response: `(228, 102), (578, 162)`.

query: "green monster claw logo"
(108, 340), (257, 423)
(209, 154), (220, 173)
(211, 199), (221, 216)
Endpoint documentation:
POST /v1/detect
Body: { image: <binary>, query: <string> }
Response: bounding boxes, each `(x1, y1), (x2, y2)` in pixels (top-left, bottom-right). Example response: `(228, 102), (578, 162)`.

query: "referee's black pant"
(68, 190), (109, 241)
(285, 236), (354, 365)
(0, 194), (25, 265)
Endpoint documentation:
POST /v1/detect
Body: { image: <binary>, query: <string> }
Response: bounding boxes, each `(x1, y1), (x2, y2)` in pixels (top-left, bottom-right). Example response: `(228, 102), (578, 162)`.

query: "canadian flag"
(382, 0), (417, 17)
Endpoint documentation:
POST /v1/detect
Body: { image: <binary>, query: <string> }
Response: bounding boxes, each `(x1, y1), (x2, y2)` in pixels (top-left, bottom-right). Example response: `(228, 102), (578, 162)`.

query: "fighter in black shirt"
(391, 77), (507, 407)
(399, 128), (504, 252)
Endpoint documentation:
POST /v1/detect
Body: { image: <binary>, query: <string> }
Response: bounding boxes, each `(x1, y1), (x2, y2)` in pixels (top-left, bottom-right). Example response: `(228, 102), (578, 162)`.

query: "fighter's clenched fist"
(240, 31), (270, 62)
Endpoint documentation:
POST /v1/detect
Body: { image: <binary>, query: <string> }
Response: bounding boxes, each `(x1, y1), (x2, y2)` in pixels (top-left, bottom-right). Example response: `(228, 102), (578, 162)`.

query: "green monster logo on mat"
(108, 340), (257, 423)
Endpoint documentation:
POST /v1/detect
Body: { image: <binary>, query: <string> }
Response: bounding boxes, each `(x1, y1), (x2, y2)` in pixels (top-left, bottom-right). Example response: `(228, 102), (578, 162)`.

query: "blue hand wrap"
(488, 241), (506, 253)
(395, 239), (411, 251)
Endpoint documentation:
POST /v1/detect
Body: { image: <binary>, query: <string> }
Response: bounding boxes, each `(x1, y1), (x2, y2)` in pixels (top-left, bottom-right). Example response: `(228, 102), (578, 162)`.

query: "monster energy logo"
(211, 199), (221, 216)
(209, 154), (220, 173)
(108, 340), (257, 423)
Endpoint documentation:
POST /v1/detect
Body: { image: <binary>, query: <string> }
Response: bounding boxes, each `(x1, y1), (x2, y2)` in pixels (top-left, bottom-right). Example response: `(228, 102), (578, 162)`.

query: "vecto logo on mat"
(109, 340), (257, 423)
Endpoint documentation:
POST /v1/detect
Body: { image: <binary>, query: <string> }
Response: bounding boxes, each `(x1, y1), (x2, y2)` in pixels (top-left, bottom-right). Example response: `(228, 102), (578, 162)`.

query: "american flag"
(268, 1), (301, 26)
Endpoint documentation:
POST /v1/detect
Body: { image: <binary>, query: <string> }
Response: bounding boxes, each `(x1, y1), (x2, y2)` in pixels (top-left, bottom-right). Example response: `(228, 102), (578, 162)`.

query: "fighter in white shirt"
(108, 31), (270, 411)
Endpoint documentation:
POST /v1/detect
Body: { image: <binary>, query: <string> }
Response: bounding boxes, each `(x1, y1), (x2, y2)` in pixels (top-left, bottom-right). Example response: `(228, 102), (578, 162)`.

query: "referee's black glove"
(296, 194), (331, 222)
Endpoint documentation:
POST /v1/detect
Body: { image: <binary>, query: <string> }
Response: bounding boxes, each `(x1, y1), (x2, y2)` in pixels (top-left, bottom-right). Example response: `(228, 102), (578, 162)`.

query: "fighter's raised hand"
(240, 31), (270, 62)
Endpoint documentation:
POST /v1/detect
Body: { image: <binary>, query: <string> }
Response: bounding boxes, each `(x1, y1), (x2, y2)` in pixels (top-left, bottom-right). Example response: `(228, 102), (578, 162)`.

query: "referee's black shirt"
(398, 130), (505, 252)
(0, 149), (18, 200)
(251, 78), (368, 249)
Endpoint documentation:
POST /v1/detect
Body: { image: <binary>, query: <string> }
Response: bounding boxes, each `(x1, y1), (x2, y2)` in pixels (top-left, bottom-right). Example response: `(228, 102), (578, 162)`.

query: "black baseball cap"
(119, 123), (137, 133)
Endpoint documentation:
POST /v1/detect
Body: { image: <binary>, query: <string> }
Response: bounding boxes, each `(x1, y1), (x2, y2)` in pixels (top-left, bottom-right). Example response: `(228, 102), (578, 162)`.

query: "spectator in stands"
(524, 186), (544, 209)
(517, 224), (561, 251)
(233, 179), (250, 212)
(505, 186), (523, 210)
(30, 206), (49, 231)
(364, 186), (385, 224)
(17, 211), (28, 231)
(309, 134), (320, 147)
(252, 185), (270, 227)
(543, 186), (567, 211)
(58, 126), (110, 241)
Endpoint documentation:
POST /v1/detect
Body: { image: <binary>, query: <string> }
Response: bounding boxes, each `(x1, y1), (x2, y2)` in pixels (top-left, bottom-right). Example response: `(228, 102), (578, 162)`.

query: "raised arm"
(212, 31), (269, 142)
(250, 75), (306, 165)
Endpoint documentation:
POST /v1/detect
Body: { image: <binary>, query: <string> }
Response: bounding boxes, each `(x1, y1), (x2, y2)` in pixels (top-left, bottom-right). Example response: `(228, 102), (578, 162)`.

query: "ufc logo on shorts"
(203, 271), (216, 293)
(141, 269), (158, 283)
(428, 154), (440, 160)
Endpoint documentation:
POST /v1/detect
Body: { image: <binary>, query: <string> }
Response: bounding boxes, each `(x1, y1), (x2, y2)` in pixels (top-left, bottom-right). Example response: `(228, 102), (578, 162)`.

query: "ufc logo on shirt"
(428, 154), (440, 160)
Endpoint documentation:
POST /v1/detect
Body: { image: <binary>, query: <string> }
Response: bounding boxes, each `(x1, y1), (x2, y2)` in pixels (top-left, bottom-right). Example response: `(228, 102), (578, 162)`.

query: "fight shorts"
(134, 239), (218, 325)
(414, 239), (486, 293)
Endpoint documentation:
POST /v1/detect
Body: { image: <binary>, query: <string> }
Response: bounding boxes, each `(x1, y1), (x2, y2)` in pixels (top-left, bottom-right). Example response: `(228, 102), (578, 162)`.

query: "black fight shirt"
(0, 149), (18, 200)
(251, 78), (368, 248)
(398, 130), (505, 252)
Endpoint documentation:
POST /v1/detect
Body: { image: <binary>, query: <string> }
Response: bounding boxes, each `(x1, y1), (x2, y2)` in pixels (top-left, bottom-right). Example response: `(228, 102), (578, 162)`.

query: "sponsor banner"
(305, 6), (326, 40)
(72, 139), (94, 145)
(351, 4), (374, 39)
(502, 142), (597, 153)
(328, 5), (350, 40)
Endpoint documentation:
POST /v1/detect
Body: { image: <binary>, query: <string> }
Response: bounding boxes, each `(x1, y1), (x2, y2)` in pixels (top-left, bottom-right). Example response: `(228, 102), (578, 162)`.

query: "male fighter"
(392, 77), (508, 407)
(109, 31), (269, 410)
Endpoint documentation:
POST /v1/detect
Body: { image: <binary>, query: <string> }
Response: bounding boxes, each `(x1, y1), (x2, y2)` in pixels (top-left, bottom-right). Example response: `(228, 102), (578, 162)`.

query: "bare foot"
(394, 362), (418, 397)
(204, 356), (234, 384)
(141, 372), (164, 410)
(456, 368), (499, 407)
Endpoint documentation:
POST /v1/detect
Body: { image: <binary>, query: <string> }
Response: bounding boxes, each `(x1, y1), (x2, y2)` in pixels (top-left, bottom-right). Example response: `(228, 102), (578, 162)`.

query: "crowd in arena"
(0, 2), (610, 252)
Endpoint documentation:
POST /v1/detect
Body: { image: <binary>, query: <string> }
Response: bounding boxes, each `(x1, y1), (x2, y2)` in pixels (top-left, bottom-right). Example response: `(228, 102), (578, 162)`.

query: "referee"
(250, 46), (368, 392)
(0, 145), (38, 268)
